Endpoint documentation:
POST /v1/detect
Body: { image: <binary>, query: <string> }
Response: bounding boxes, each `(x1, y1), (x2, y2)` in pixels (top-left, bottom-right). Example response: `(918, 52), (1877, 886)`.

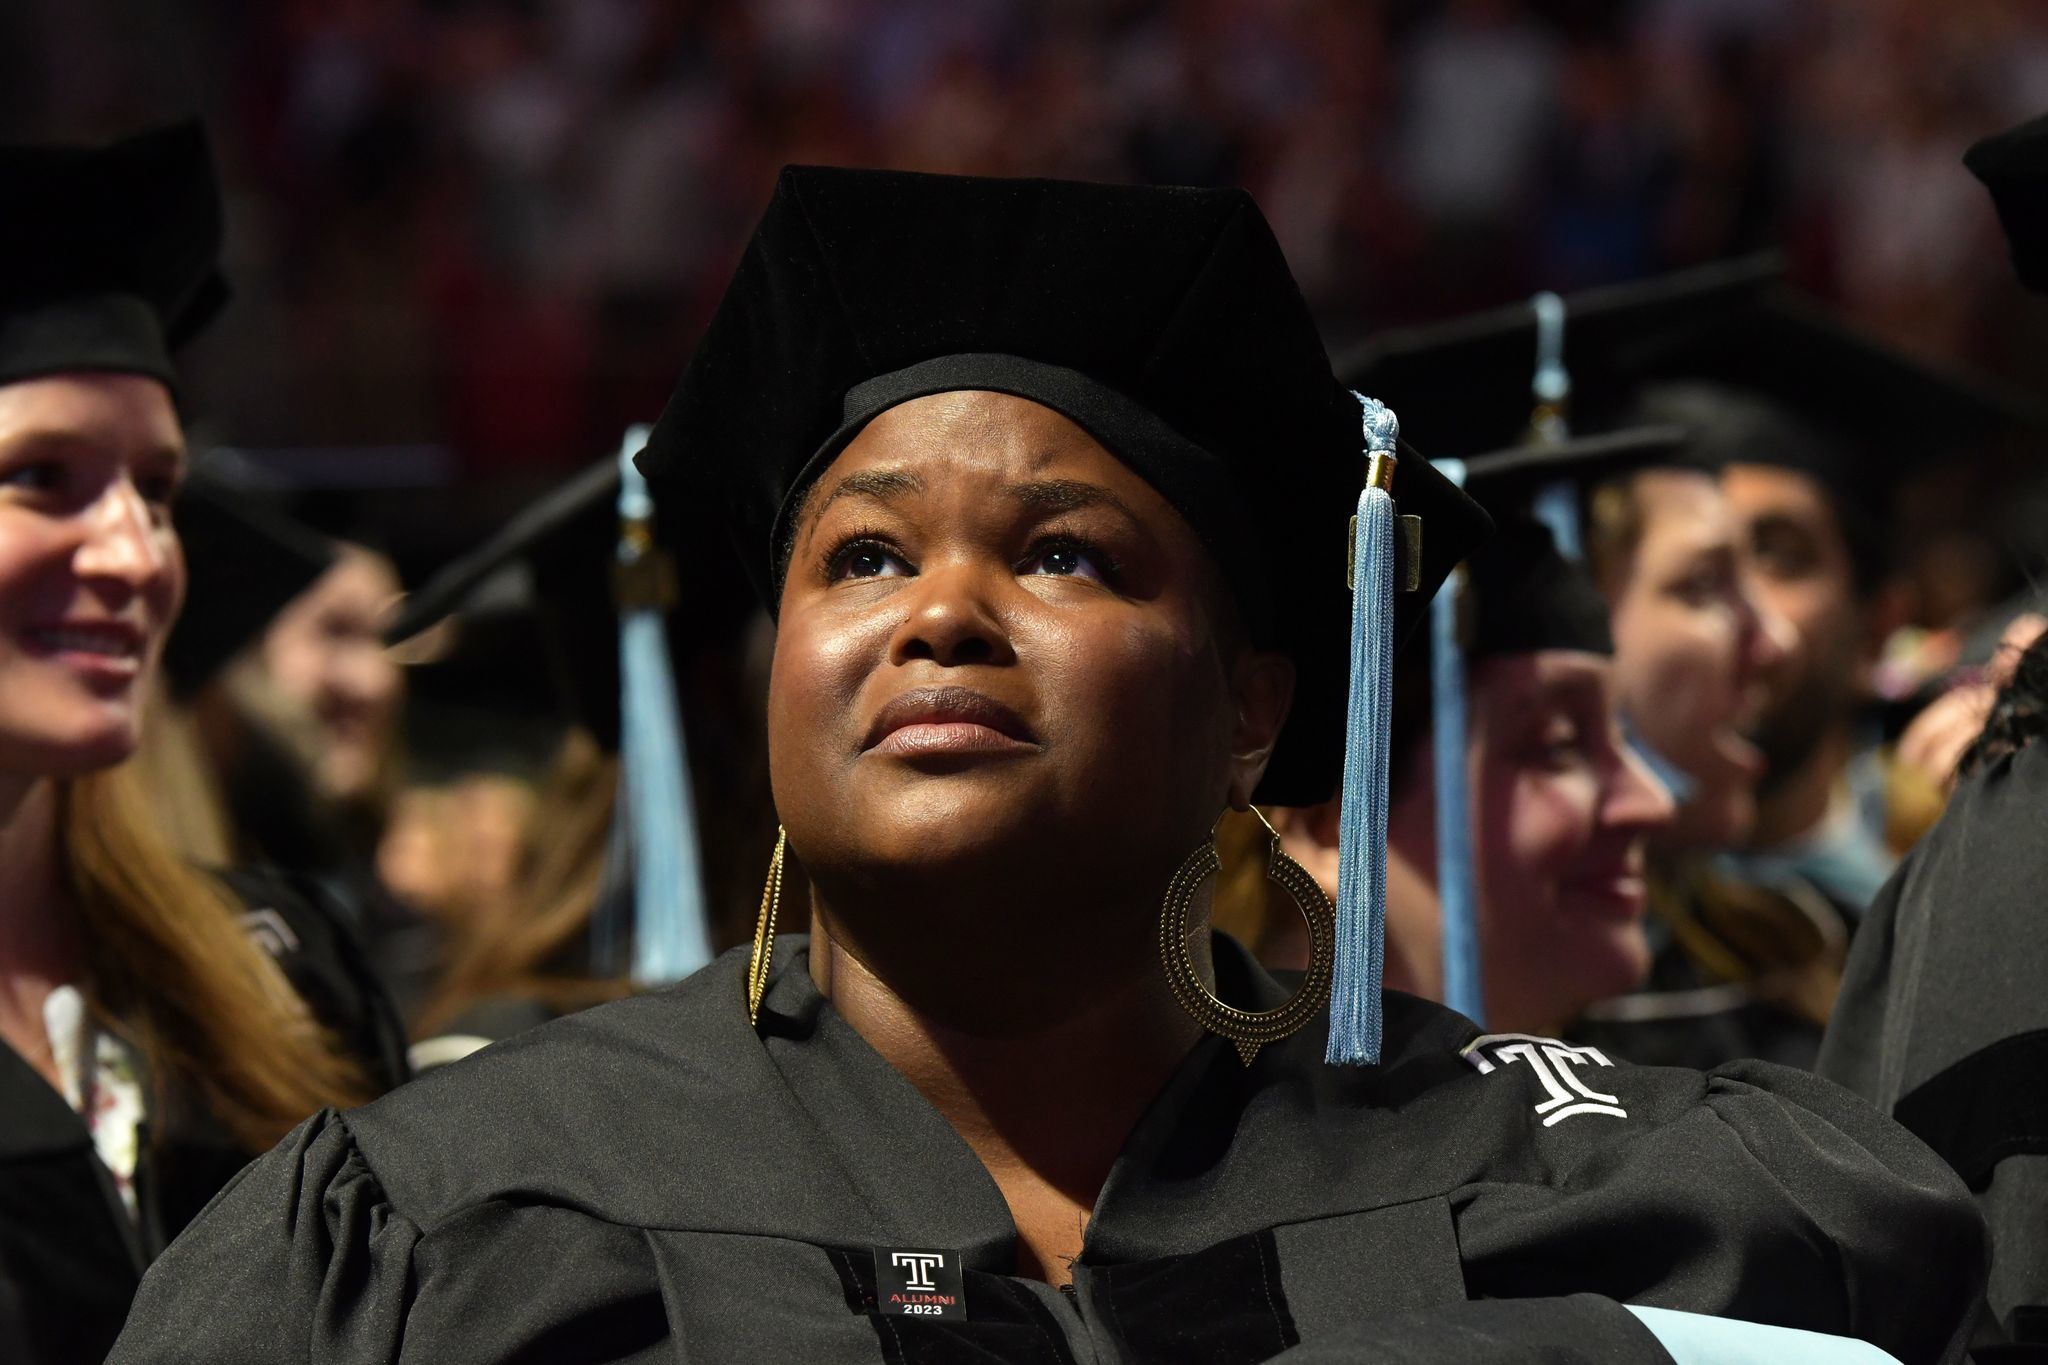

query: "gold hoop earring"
(746, 826), (787, 1026)
(1159, 807), (1334, 1065)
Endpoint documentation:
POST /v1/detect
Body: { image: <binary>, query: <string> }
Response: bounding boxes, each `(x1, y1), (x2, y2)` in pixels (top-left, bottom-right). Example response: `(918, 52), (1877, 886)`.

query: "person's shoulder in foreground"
(109, 940), (1982, 1365)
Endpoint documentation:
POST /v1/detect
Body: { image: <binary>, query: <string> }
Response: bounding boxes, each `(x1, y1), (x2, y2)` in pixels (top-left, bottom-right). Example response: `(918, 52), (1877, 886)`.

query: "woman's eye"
(0, 462), (63, 493)
(830, 541), (910, 581)
(1022, 541), (1115, 584)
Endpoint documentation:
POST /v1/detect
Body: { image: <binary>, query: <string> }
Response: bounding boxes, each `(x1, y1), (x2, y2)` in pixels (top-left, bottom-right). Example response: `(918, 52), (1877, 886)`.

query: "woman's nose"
(71, 481), (174, 592)
(1603, 739), (1678, 835)
(888, 562), (1015, 668)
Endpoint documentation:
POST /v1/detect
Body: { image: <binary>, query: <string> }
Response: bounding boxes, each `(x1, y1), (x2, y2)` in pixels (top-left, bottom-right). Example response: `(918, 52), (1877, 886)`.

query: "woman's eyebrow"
(803, 468), (924, 534)
(1006, 478), (1136, 522)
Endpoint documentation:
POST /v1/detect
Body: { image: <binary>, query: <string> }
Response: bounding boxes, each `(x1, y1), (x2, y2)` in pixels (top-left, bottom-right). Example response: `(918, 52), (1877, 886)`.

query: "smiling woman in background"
(0, 125), (400, 1365)
(114, 167), (1980, 1364)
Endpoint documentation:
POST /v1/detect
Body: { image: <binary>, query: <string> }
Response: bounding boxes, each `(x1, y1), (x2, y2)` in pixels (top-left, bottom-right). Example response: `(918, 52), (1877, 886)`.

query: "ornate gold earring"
(1159, 807), (1334, 1065)
(746, 826), (787, 1026)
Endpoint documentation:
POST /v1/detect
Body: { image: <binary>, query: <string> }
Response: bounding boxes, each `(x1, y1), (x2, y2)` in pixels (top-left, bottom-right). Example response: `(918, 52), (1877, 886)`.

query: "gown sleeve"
(1451, 1059), (1986, 1365)
(106, 1109), (419, 1365)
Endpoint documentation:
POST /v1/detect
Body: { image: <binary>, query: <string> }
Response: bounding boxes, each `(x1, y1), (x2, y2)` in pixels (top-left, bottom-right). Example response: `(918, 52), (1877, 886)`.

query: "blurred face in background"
(1354, 650), (1672, 1032)
(1721, 462), (1871, 791)
(0, 374), (186, 780)
(1597, 468), (1786, 850)
(260, 546), (404, 805)
(1463, 651), (1673, 1029)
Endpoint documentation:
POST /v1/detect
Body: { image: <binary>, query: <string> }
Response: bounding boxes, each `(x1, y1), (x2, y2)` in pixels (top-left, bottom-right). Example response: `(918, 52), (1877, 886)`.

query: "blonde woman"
(0, 125), (399, 1364)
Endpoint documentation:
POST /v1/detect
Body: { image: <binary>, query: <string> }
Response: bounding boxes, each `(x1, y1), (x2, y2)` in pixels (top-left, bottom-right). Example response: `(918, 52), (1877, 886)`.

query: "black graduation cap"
(1613, 294), (2042, 584)
(1334, 255), (1783, 459)
(1966, 112), (2048, 293)
(635, 165), (1493, 808)
(386, 455), (752, 751)
(0, 120), (227, 390)
(162, 474), (337, 699)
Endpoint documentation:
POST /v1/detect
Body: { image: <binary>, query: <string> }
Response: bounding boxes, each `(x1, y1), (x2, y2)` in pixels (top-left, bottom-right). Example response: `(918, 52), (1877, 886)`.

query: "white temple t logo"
(1462, 1033), (1629, 1125)
(891, 1252), (948, 1292)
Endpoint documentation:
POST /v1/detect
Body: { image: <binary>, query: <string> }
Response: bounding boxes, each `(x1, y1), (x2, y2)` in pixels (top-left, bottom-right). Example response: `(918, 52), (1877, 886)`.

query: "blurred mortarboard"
(387, 455), (749, 751)
(1612, 295), (2043, 583)
(162, 473), (337, 699)
(0, 120), (226, 391)
(1966, 112), (2048, 293)
(635, 164), (1493, 809)
(1334, 255), (1783, 459)
(1401, 429), (1685, 702)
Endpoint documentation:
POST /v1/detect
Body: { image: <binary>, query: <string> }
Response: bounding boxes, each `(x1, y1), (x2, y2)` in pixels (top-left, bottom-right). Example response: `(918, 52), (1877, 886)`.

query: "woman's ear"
(1225, 650), (1295, 810)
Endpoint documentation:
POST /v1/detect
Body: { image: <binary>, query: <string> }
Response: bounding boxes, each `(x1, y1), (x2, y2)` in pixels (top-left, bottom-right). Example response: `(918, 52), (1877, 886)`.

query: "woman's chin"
(0, 717), (141, 779)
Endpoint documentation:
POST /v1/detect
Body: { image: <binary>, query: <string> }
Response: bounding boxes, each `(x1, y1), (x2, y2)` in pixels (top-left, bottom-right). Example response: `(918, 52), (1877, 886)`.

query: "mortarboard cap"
(1335, 256), (1782, 459)
(1613, 295), (2042, 585)
(635, 165), (1492, 809)
(392, 433), (729, 987)
(0, 120), (227, 391)
(162, 474), (337, 698)
(1966, 112), (2048, 293)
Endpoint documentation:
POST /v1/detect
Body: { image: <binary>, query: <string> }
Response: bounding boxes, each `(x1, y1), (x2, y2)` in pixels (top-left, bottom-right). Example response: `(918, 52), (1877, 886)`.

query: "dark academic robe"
(1820, 741), (2048, 1359)
(0, 868), (408, 1365)
(110, 935), (1980, 1364)
(1576, 858), (1849, 1072)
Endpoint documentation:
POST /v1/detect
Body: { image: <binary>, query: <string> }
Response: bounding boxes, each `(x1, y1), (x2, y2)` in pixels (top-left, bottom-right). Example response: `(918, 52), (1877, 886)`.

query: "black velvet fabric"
(633, 165), (1493, 805)
(1969, 112), (2048, 294)
(0, 122), (226, 391)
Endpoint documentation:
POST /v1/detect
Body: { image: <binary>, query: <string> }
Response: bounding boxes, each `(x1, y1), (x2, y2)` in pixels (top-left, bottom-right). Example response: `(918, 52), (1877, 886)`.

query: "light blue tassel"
(1430, 458), (1483, 1026)
(615, 425), (713, 986)
(1329, 392), (1400, 1066)
(1527, 290), (1583, 559)
(1529, 480), (1583, 561)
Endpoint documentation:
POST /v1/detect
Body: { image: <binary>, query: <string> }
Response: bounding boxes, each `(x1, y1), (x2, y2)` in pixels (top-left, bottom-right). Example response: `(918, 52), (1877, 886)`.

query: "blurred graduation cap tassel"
(1428, 457), (1483, 1027)
(1330, 392), (1401, 1066)
(613, 426), (712, 987)
(1526, 291), (1583, 559)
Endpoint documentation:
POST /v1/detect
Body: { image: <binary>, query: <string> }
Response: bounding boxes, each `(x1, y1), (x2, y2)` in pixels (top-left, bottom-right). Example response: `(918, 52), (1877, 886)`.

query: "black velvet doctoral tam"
(635, 165), (1493, 805)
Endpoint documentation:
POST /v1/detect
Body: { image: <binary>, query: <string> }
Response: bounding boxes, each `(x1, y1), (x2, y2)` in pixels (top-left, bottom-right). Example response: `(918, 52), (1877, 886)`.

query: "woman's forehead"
(803, 390), (1176, 524)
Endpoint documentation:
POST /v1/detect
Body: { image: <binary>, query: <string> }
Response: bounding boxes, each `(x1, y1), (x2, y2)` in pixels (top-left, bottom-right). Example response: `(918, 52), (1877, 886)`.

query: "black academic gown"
(110, 934), (1980, 1364)
(1576, 858), (1848, 1072)
(0, 869), (408, 1365)
(1820, 741), (2048, 1359)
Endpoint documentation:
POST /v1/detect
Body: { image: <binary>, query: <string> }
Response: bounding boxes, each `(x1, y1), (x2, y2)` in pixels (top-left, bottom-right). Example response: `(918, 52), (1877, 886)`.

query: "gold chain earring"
(746, 826), (787, 1025)
(1159, 807), (1334, 1065)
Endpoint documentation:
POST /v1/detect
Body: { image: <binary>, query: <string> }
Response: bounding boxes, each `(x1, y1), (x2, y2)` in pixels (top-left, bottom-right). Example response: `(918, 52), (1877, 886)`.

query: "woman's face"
(0, 374), (186, 779)
(1465, 650), (1673, 1028)
(1603, 469), (1785, 849)
(259, 547), (405, 805)
(769, 391), (1291, 949)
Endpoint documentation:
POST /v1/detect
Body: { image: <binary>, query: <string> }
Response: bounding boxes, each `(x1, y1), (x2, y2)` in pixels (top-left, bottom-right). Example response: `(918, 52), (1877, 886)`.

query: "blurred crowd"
(8, 0), (2048, 483)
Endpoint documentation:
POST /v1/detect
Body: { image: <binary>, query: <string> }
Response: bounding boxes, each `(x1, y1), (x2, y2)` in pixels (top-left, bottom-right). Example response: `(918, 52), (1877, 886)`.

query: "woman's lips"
(870, 721), (1039, 757)
(1561, 871), (1648, 921)
(863, 684), (1039, 759)
(22, 621), (147, 681)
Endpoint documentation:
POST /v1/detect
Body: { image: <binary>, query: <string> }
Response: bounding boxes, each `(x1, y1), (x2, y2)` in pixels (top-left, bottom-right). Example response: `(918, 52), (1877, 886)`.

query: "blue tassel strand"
(1329, 392), (1400, 1067)
(1429, 458), (1484, 1026)
(615, 425), (714, 986)
(1527, 290), (1584, 559)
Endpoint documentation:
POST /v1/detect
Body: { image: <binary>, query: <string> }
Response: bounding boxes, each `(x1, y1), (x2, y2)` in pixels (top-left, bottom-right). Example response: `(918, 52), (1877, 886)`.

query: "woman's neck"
(808, 899), (1206, 1282)
(0, 776), (84, 1090)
